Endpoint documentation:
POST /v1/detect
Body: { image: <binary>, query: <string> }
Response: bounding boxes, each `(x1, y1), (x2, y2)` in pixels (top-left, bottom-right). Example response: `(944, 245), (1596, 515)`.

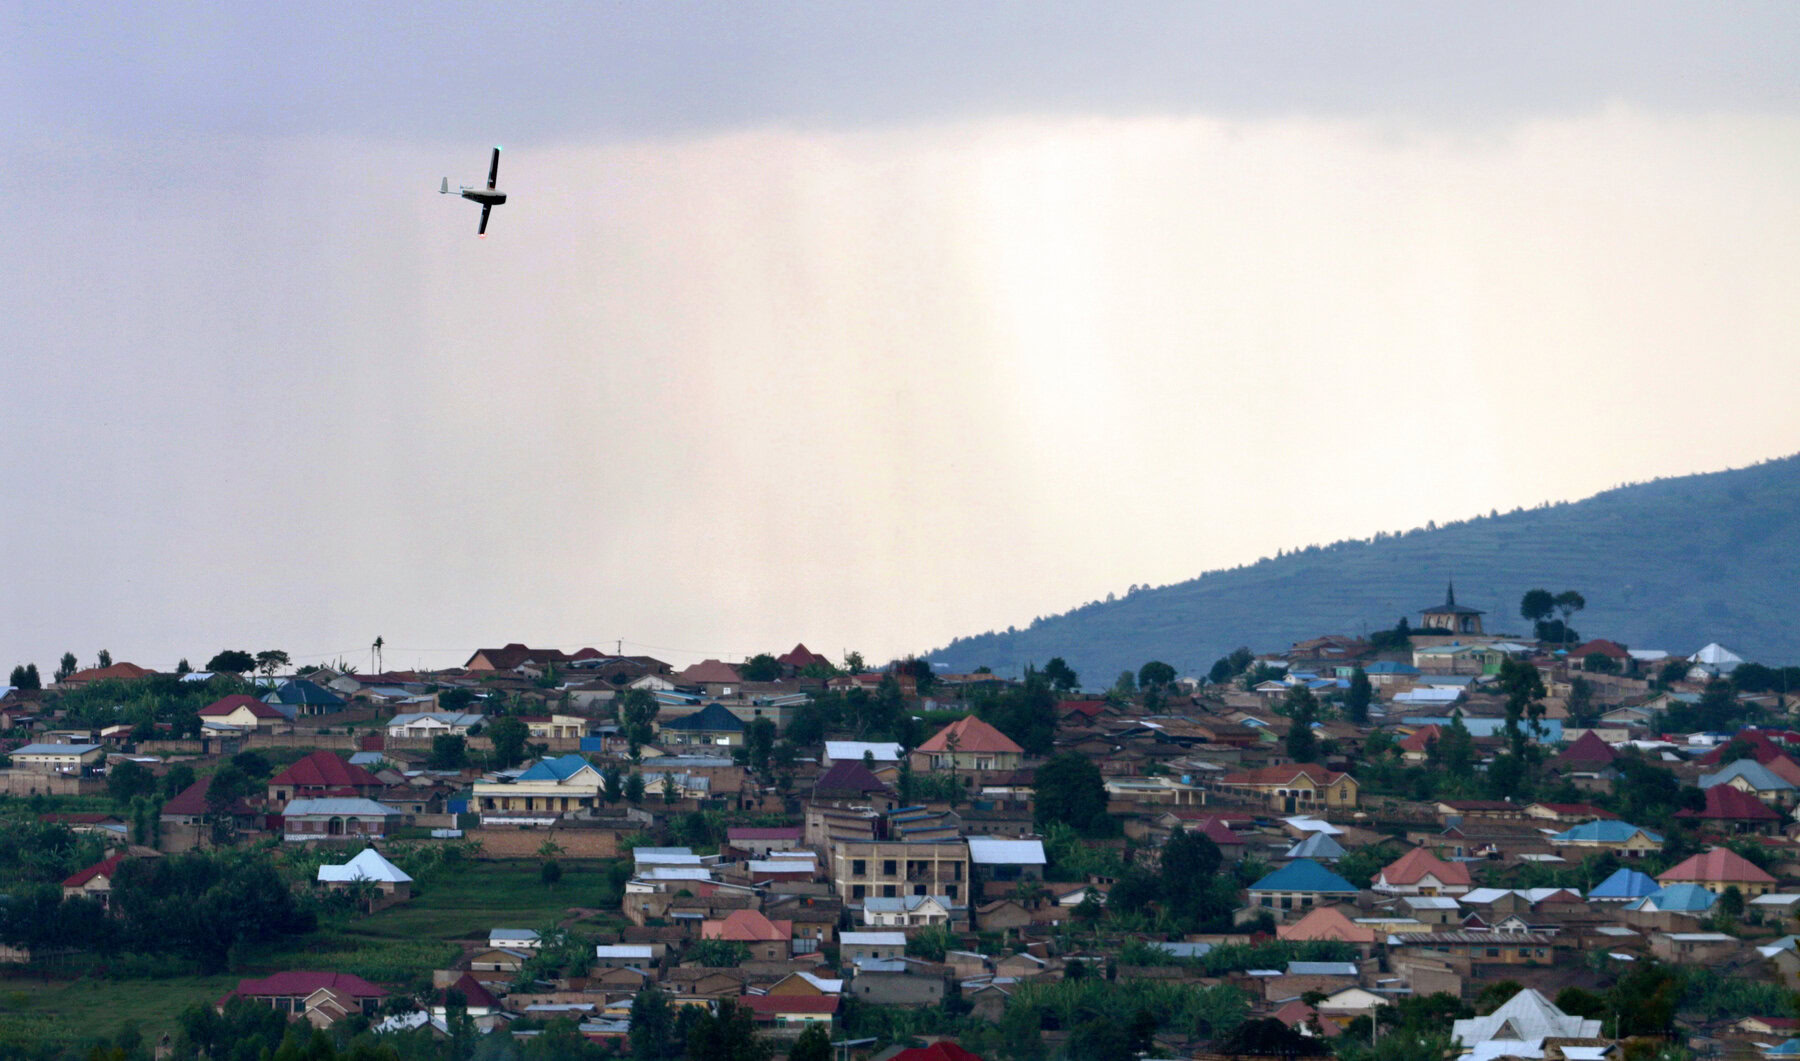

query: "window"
(882, 885), (896, 898)
(883, 860), (897, 876)
(852, 885), (865, 899)
(852, 860), (866, 877)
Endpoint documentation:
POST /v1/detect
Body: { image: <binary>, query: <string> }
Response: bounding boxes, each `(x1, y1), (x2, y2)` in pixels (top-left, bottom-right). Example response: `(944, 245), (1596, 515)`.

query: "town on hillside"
(4, 587), (1800, 1061)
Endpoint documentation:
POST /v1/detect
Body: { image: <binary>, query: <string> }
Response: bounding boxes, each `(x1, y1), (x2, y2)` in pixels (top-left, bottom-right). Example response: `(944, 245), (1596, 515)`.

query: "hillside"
(925, 453), (1800, 683)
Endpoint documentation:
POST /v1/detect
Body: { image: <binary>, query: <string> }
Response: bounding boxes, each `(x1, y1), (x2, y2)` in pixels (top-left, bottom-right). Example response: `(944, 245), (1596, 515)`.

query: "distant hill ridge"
(924, 453), (1800, 682)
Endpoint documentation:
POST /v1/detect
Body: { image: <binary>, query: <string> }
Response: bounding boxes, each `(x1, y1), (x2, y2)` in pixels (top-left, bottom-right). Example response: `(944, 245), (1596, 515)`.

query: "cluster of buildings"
(10, 607), (1800, 1060)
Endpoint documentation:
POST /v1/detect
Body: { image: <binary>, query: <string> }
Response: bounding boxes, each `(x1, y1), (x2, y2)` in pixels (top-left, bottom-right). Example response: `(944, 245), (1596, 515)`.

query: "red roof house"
(914, 717), (1025, 773)
(1373, 848), (1471, 895)
(1554, 732), (1619, 767)
(1658, 848), (1778, 893)
(268, 751), (383, 804)
(1677, 785), (1784, 829)
(776, 644), (832, 672)
(890, 1044), (985, 1061)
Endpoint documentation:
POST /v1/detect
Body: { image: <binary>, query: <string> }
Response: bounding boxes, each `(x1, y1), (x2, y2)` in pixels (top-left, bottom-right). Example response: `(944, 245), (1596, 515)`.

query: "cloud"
(3, 107), (1798, 669)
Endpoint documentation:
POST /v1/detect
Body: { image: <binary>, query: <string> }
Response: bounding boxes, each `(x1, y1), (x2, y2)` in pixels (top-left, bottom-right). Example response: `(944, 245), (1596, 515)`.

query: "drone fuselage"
(461, 188), (507, 206)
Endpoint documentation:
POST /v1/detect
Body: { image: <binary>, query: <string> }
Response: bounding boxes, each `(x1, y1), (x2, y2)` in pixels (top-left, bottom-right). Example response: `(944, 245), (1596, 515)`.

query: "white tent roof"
(1690, 642), (1744, 665)
(1452, 988), (1601, 1048)
(317, 847), (412, 884)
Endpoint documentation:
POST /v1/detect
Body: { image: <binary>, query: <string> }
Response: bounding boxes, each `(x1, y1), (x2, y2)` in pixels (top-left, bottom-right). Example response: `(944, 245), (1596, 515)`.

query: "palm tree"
(372, 636), (385, 674)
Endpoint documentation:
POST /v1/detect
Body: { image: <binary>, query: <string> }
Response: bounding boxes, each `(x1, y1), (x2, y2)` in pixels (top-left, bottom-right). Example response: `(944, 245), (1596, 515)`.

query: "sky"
(5, 3), (1800, 674)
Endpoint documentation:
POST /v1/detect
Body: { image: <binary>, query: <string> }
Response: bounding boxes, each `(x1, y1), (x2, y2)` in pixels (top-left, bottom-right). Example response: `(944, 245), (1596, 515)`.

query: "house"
(519, 714), (588, 740)
(1276, 905), (1378, 944)
(701, 910), (793, 961)
(160, 775), (258, 829)
(674, 659), (742, 696)
(776, 644), (833, 675)
(198, 694), (294, 732)
(1215, 763), (1358, 813)
(848, 957), (948, 1006)
(839, 931), (906, 962)
(1398, 725), (1443, 763)
(386, 712), (483, 739)
(966, 838), (1045, 884)
(1419, 584), (1484, 635)
(222, 972), (387, 1025)
(735, 994), (838, 1027)
(268, 751), (384, 806)
(11, 743), (104, 774)
(862, 895), (956, 929)
(280, 798), (405, 842)
(1450, 988), (1601, 1051)
(726, 826), (805, 858)
(592, 944), (659, 969)
(316, 848), (413, 898)
(1700, 760), (1798, 806)
(1650, 931), (1739, 963)
(1285, 833), (1347, 861)
(1548, 820), (1665, 858)
(1586, 868), (1658, 903)
(889, 1043), (984, 1061)
(1658, 847), (1778, 896)
(262, 679), (347, 716)
(1524, 802), (1618, 823)
(1625, 883), (1717, 914)
(831, 839), (968, 903)
(812, 761), (894, 804)
(433, 974), (500, 1022)
(464, 644), (573, 671)
(912, 717), (1025, 776)
(1249, 860), (1360, 913)
(471, 754), (604, 823)
(1554, 732), (1619, 770)
(1373, 849), (1472, 896)
(490, 928), (541, 951)
(62, 853), (131, 909)
(656, 703), (747, 747)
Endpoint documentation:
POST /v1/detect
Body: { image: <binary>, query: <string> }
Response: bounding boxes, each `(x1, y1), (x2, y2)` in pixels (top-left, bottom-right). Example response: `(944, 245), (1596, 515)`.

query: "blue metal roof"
(1249, 859), (1358, 894)
(659, 703), (745, 731)
(1551, 821), (1664, 846)
(1626, 883), (1716, 912)
(1588, 868), (1658, 900)
(516, 754), (599, 781)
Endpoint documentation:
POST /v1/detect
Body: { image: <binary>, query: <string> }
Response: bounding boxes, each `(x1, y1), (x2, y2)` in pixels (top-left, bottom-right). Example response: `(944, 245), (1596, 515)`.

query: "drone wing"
(478, 203), (492, 236)
(487, 147), (500, 190)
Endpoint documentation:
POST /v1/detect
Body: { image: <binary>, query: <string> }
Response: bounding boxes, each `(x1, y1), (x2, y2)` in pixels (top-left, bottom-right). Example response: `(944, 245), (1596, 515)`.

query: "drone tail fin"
(439, 178), (450, 195)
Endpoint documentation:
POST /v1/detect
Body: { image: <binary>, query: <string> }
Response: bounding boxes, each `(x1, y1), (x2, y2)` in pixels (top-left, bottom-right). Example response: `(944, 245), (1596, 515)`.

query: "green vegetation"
(928, 453), (1800, 676)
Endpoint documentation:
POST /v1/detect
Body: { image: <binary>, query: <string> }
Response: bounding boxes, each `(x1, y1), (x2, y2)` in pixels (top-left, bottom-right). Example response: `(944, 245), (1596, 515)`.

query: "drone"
(441, 147), (507, 236)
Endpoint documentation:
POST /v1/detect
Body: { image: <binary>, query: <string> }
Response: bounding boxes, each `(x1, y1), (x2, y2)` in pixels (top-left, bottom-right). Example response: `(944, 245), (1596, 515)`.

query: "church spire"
(1446, 581), (1456, 606)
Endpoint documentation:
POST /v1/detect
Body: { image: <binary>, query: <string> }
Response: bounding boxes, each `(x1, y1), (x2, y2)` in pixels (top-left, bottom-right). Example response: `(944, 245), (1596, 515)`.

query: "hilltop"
(925, 452), (1800, 681)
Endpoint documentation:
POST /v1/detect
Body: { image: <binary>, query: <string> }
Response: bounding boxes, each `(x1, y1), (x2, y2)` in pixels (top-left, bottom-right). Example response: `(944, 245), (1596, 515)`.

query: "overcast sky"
(5, 4), (1800, 674)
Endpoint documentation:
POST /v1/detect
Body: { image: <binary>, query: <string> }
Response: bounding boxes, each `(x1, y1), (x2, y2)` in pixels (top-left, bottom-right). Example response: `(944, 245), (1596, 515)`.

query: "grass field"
(0, 857), (629, 1047)
(0, 973), (240, 1045)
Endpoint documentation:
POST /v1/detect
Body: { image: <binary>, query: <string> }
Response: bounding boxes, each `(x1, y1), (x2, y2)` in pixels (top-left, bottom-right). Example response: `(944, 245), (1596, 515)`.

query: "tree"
(630, 985), (678, 1061)
(1718, 884), (1745, 920)
(541, 859), (563, 887)
(7, 664), (38, 691)
(1583, 653), (1620, 675)
(175, 657), (190, 675)
(743, 718), (776, 775)
(429, 735), (468, 770)
(625, 772), (646, 805)
(231, 750), (273, 780)
(96, 649), (112, 668)
(1346, 666), (1372, 725)
(1043, 657), (1079, 693)
(1138, 660), (1176, 691)
(205, 650), (255, 675)
(686, 999), (771, 1061)
(161, 762), (196, 799)
(1207, 658), (1233, 685)
(842, 650), (865, 674)
(1437, 715), (1476, 777)
(487, 716), (529, 769)
(662, 775), (679, 805)
(1566, 677), (1597, 727)
(602, 765), (625, 805)
(618, 688), (660, 754)
(739, 654), (781, 682)
(55, 652), (78, 683)
(1033, 753), (1112, 835)
(254, 650), (291, 682)
(107, 760), (156, 805)
(787, 1024), (831, 1061)
(1519, 589), (1556, 624)
(1284, 686), (1319, 763)
(687, 938), (751, 968)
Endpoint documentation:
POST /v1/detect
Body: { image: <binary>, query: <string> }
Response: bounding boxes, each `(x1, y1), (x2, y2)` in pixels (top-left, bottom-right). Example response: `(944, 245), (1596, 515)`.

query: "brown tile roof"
(271, 750), (382, 790)
(1379, 848), (1471, 887)
(199, 694), (288, 719)
(677, 659), (743, 685)
(1677, 786), (1783, 822)
(1659, 847), (1776, 885)
(62, 853), (128, 888)
(916, 716), (1023, 755)
(1555, 732), (1618, 765)
(776, 644), (831, 669)
(702, 909), (791, 942)
(1220, 763), (1348, 787)
(64, 663), (156, 683)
